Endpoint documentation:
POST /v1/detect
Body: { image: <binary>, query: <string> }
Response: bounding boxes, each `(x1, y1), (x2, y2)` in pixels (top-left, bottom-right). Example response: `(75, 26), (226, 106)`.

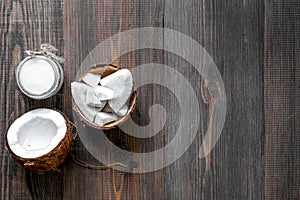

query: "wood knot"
(201, 81), (211, 104)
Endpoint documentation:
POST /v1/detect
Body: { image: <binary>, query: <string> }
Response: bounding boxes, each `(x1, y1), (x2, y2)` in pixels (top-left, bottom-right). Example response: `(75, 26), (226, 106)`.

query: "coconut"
(100, 69), (133, 113)
(6, 109), (74, 173)
(72, 65), (137, 130)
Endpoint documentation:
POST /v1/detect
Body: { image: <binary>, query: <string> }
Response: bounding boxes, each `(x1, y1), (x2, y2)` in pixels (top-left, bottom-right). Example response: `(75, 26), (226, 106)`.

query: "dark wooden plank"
(63, 0), (165, 199)
(0, 1), (64, 200)
(264, 1), (300, 199)
(2, 0), (300, 199)
(163, 0), (265, 199)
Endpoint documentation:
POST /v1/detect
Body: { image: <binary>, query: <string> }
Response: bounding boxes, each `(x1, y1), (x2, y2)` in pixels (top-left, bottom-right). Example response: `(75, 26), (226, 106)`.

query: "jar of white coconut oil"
(16, 55), (64, 99)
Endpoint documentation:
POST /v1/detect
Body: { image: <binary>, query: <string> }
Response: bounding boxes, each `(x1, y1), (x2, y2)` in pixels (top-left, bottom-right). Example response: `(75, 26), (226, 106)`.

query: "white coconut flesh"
(71, 69), (133, 126)
(100, 69), (133, 112)
(82, 73), (101, 87)
(94, 86), (115, 101)
(19, 57), (56, 95)
(71, 82), (99, 122)
(6, 109), (67, 159)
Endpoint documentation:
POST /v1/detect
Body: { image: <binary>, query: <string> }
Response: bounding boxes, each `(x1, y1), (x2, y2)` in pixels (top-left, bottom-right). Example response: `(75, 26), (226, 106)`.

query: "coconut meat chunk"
(94, 112), (118, 126)
(86, 87), (104, 108)
(71, 82), (98, 122)
(100, 69), (133, 113)
(94, 86), (115, 101)
(82, 73), (101, 87)
(6, 109), (67, 159)
(116, 104), (129, 116)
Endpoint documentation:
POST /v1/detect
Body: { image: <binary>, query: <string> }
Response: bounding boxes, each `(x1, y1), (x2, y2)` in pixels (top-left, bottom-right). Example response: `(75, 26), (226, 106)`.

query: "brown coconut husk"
(73, 64), (137, 130)
(5, 114), (75, 173)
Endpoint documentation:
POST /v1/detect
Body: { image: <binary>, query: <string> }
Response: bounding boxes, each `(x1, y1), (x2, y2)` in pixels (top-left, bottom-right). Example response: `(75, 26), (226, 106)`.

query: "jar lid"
(16, 56), (62, 99)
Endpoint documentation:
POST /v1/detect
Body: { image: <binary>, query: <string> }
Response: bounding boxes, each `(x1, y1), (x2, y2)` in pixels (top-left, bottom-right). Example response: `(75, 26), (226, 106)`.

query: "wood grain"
(0, 0), (299, 199)
(163, 0), (265, 199)
(264, 1), (300, 199)
(1, 1), (64, 200)
(63, 0), (165, 199)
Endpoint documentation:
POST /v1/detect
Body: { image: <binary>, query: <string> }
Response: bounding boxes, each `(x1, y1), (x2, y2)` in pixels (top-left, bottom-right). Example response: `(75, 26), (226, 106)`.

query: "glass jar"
(15, 55), (64, 100)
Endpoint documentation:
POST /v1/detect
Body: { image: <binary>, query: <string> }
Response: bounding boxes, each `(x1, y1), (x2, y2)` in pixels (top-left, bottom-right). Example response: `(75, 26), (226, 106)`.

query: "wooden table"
(1, 0), (299, 199)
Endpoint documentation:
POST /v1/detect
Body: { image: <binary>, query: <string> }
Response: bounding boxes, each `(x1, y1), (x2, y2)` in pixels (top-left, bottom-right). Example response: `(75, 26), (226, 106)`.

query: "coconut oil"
(16, 56), (64, 99)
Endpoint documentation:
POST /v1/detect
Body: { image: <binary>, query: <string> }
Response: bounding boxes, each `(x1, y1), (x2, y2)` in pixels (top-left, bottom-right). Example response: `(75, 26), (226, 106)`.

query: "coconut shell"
(5, 116), (74, 173)
(73, 65), (137, 130)
(89, 64), (119, 78)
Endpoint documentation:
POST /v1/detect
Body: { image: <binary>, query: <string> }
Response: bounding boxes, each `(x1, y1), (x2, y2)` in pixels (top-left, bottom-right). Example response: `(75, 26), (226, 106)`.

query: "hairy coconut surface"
(6, 109), (74, 173)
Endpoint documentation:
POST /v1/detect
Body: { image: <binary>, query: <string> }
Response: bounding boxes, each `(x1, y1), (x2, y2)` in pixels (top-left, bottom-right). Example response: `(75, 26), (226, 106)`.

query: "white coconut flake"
(100, 69), (133, 113)
(19, 58), (56, 95)
(78, 103), (99, 122)
(94, 112), (118, 126)
(71, 82), (91, 104)
(71, 82), (98, 122)
(6, 109), (66, 159)
(86, 87), (104, 108)
(116, 104), (129, 116)
(94, 86), (115, 101)
(82, 73), (101, 87)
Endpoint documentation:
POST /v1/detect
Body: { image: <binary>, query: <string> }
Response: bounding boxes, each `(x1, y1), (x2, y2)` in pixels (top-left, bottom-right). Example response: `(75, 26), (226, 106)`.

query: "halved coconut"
(73, 65), (137, 130)
(6, 109), (73, 173)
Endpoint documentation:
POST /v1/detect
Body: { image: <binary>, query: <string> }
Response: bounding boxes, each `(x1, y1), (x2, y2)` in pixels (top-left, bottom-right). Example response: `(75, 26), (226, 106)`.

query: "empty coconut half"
(72, 65), (137, 130)
(6, 109), (74, 173)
